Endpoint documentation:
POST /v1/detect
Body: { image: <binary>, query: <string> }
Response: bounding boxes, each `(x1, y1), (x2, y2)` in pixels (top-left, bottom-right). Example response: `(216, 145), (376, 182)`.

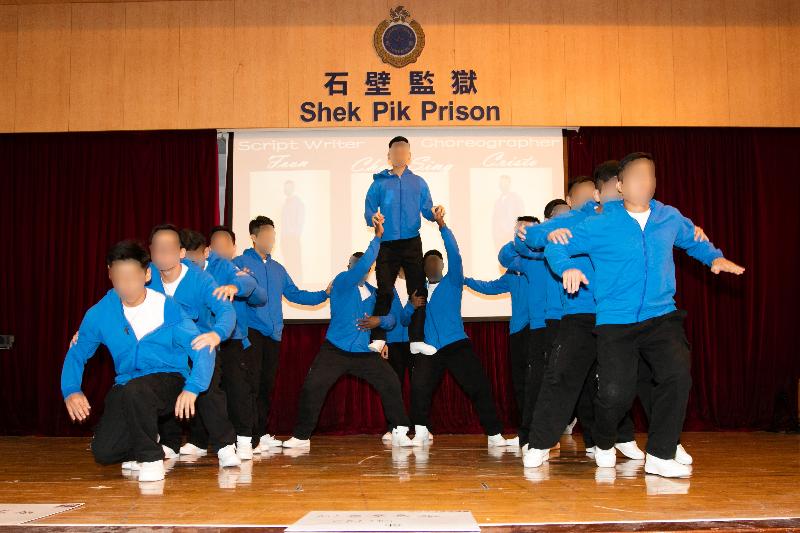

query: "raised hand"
(374, 216), (385, 238)
(372, 206), (385, 227)
(432, 207), (446, 228)
(710, 257), (745, 275)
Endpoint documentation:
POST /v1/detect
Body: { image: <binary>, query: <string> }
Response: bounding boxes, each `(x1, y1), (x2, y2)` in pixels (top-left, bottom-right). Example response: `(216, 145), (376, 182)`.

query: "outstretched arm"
(283, 271), (328, 305)
(465, 275), (510, 296)
(674, 213), (744, 275)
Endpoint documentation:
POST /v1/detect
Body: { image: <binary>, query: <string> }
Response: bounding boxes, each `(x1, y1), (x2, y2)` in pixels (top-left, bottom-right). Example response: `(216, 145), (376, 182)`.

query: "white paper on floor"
(285, 511), (480, 532)
(0, 503), (83, 525)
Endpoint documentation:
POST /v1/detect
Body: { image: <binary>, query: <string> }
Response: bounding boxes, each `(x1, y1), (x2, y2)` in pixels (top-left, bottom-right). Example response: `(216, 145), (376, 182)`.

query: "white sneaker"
(644, 453), (692, 478)
(675, 444), (693, 465)
(522, 443), (529, 454)
(523, 447), (549, 468)
(381, 432), (392, 442)
(281, 437), (310, 449)
(218, 444), (242, 468)
(564, 418), (578, 435)
(506, 436), (520, 447)
(368, 340), (386, 353)
(594, 447), (617, 468)
(137, 460), (166, 482)
(260, 434), (283, 448)
(179, 442), (207, 456)
(487, 434), (510, 447)
(391, 426), (414, 447)
(161, 445), (178, 459)
(410, 425), (432, 447)
(615, 440), (645, 460)
(410, 342), (437, 355)
(236, 436), (253, 460)
(121, 461), (140, 472)
(585, 446), (596, 456)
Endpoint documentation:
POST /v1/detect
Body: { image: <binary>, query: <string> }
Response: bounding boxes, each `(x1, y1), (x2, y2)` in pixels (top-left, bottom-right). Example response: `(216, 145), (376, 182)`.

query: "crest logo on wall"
(373, 6), (425, 68)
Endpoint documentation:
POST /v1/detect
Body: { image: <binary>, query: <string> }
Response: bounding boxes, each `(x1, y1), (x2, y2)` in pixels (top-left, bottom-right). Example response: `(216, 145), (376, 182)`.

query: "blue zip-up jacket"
(402, 226), (467, 350)
(233, 249), (328, 342)
(386, 287), (410, 343)
(327, 237), (396, 353)
(465, 271), (529, 334)
(195, 250), (263, 348)
(517, 201), (599, 316)
(61, 288), (215, 398)
(498, 242), (547, 330)
(545, 199), (724, 325)
(364, 167), (436, 242)
(147, 260), (235, 342)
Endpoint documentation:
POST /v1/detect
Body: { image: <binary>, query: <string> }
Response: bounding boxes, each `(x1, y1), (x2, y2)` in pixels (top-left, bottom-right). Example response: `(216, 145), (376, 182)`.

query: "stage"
(0, 432), (798, 531)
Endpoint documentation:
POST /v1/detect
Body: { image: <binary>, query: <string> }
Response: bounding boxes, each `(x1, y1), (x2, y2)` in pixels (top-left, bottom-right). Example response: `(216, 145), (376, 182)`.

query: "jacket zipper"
(635, 215), (649, 322)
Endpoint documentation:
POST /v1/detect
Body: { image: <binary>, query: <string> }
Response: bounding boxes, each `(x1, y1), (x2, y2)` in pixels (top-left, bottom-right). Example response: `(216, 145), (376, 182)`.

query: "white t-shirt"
(358, 284), (372, 301)
(162, 263), (188, 297)
(627, 209), (651, 231)
(427, 281), (440, 300)
(123, 288), (166, 340)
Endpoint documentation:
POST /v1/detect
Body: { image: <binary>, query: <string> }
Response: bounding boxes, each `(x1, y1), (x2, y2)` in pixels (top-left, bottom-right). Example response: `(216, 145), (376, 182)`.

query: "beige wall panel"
(15, 3), (70, 132)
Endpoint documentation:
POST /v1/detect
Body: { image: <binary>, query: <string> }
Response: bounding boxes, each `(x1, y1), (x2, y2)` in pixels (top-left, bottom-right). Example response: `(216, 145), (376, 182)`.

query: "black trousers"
(292, 341), (411, 439)
(92, 373), (184, 465)
(508, 328), (530, 416)
(249, 329), (281, 445)
(518, 325), (552, 445)
(372, 236), (426, 343)
(634, 356), (680, 444)
(410, 339), (503, 435)
(578, 361), (636, 448)
(160, 351), (236, 451)
(220, 338), (261, 437)
(528, 314), (598, 449)
(385, 341), (413, 431)
(593, 310), (691, 460)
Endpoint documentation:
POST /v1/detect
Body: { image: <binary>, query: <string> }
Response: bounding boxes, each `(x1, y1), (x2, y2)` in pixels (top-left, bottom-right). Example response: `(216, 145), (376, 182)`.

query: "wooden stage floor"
(0, 432), (798, 531)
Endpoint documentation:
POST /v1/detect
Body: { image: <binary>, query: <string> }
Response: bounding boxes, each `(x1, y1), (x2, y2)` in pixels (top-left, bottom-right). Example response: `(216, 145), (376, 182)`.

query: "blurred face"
(150, 229), (184, 271)
(348, 254), (372, 284)
(424, 254), (444, 281)
(549, 204), (570, 219)
(209, 231), (236, 260)
(251, 224), (276, 254)
(567, 181), (596, 209)
(185, 247), (209, 270)
(618, 159), (656, 206)
(387, 141), (411, 168)
(108, 260), (151, 303)
(595, 177), (622, 204)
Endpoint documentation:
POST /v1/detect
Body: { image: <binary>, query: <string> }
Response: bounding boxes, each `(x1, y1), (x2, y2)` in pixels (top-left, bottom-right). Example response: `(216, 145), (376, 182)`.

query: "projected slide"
(232, 128), (564, 320)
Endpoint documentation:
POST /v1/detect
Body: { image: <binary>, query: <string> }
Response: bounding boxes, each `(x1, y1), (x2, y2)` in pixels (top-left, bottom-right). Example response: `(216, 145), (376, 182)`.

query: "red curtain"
(1, 127), (797, 437)
(0, 130), (220, 436)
